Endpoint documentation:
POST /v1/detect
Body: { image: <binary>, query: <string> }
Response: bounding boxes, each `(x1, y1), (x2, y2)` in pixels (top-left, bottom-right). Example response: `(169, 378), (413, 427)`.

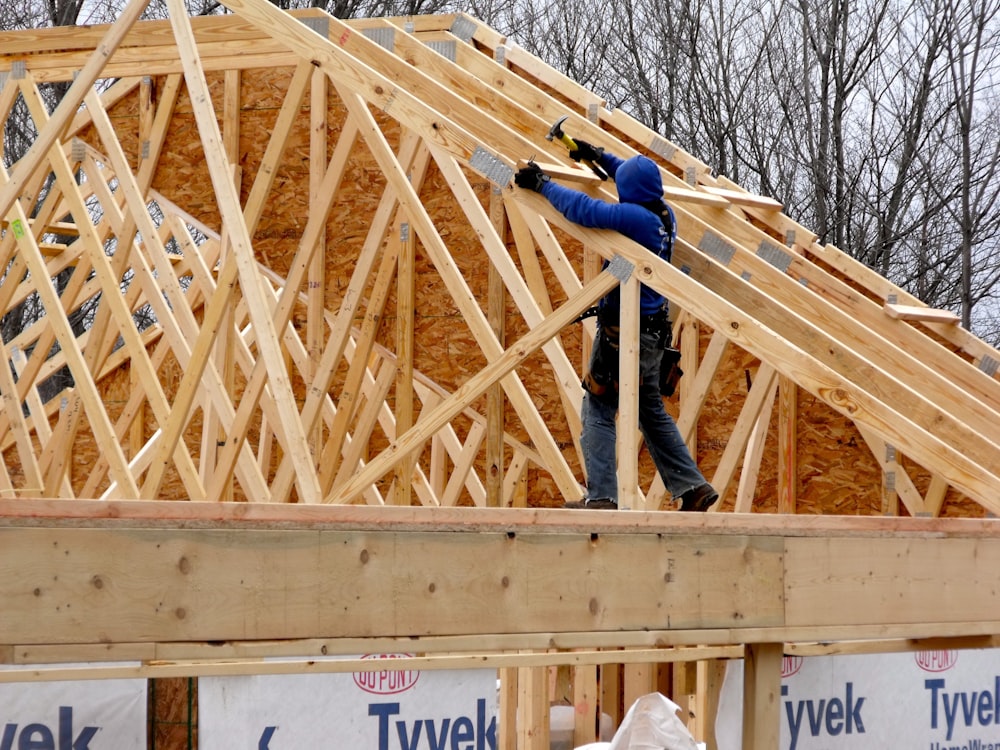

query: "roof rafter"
(0, 1), (995, 518)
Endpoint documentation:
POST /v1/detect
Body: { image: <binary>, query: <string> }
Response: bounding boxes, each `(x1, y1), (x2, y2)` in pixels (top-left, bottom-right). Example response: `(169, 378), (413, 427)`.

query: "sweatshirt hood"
(615, 155), (664, 204)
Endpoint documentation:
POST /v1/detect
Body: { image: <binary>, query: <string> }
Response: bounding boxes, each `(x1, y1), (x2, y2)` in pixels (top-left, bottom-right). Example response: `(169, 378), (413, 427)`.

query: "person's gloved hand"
(568, 140), (604, 163)
(514, 162), (551, 192)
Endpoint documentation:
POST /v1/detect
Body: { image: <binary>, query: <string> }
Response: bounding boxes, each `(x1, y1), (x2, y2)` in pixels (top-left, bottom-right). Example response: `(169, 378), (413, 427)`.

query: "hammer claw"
(546, 114), (608, 181)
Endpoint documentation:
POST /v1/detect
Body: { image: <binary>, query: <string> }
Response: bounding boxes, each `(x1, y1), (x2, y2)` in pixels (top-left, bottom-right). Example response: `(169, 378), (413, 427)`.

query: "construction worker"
(514, 142), (718, 512)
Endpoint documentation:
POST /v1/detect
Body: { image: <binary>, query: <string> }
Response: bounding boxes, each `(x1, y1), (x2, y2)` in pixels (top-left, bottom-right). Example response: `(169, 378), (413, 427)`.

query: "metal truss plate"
(699, 231), (736, 266)
(469, 146), (514, 187)
(362, 27), (395, 51)
(757, 240), (792, 273)
(71, 138), (87, 163)
(885, 471), (896, 491)
(300, 17), (329, 39)
(450, 17), (476, 42)
(980, 355), (999, 377)
(426, 40), (456, 62)
(607, 254), (634, 282)
(648, 137), (676, 162)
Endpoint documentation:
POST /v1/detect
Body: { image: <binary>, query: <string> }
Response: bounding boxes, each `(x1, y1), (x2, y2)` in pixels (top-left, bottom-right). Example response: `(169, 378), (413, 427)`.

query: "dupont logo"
(353, 653), (421, 695)
(915, 650), (958, 672)
(782, 656), (803, 678)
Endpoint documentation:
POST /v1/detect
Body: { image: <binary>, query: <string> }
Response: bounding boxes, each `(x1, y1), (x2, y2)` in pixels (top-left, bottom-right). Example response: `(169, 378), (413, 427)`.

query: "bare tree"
(2, 0), (96, 399)
(940, 0), (1000, 329)
(850, 0), (953, 278)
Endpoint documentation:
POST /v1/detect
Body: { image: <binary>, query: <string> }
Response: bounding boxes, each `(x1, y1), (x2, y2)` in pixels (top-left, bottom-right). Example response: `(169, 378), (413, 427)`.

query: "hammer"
(546, 115), (608, 181)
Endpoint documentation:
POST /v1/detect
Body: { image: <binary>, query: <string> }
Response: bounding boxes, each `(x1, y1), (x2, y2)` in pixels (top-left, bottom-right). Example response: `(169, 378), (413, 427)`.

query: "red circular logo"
(915, 650), (958, 672)
(353, 653), (421, 694)
(782, 656), (803, 678)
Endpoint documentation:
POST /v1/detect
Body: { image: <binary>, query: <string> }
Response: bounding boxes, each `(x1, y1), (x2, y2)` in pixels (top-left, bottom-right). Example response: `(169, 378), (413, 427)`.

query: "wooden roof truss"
(0, 0), (998, 512)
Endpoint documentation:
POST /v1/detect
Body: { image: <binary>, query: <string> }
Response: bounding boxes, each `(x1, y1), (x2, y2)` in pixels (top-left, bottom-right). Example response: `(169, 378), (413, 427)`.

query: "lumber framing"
(0, 6), (996, 514)
(3, 499), (1000, 750)
(2, 2), (1000, 747)
(1, 6), (998, 512)
(5, 500), (1000, 657)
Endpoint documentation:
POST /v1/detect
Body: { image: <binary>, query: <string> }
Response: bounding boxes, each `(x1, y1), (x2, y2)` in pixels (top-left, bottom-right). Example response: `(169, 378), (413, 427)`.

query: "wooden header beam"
(3, 500), (1000, 657)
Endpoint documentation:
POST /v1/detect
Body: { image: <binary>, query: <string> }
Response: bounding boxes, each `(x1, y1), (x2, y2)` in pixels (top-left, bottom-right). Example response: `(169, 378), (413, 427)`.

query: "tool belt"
(583, 307), (621, 405)
(659, 346), (683, 397)
(581, 306), (683, 401)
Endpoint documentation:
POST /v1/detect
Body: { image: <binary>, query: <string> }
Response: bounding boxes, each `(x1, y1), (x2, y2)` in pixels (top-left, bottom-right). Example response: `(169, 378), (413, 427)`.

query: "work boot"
(679, 483), (718, 512)
(564, 498), (619, 510)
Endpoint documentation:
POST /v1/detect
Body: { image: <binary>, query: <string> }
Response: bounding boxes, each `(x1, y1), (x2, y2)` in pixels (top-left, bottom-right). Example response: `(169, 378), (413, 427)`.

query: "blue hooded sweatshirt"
(538, 153), (674, 314)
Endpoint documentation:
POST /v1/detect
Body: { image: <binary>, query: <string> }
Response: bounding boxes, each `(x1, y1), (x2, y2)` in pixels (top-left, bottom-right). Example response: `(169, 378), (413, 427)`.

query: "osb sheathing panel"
(64, 64), (963, 514)
(92, 354), (206, 502)
(150, 677), (197, 749)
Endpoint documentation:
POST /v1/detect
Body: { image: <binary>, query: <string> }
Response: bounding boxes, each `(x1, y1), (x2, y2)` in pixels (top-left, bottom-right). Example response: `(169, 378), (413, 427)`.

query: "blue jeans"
(580, 330), (707, 501)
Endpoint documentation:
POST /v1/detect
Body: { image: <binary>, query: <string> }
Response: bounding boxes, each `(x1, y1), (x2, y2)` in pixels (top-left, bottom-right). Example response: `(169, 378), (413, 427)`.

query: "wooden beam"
(265, 126), (418, 502)
(486, 184), (508, 507)
(884, 302), (960, 324)
(742, 643), (782, 750)
(393, 214), (416, 506)
(0, 645), (744, 682)
(1, 117), (140, 499)
(213, 121), (367, 502)
(671, 231), (1000, 459)
(498, 666), (518, 750)
(623, 662), (657, 715)
(72, 139), (214, 500)
(517, 664), (550, 750)
(317, 229), (399, 495)
(4, 501), (1000, 652)
(711, 363), (778, 503)
(332, 357), (398, 501)
(164, 219), (273, 502)
(701, 185), (782, 210)
(618, 273), (641, 510)
(777, 376), (797, 514)
(325, 270), (619, 504)
(80, 89), (209, 500)
(0, 336), (46, 497)
(572, 663), (599, 746)
(0, 0), (151, 219)
(167, 0), (321, 502)
(435, 151), (585, 439)
(771, 245), (1000, 412)
(8, 348), (71, 498)
(307, 67), (328, 462)
(809, 242), (1000, 382)
(735, 372), (779, 513)
(857, 425), (926, 516)
(333, 85), (581, 501)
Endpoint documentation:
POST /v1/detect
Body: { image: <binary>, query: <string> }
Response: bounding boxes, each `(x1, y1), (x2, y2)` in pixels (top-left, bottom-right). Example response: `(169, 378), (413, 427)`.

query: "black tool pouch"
(582, 306), (621, 405)
(659, 347), (683, 397)
(589, 323), (620, 388)
(656, 316), (683, 397)
(592, 307), (620, 383)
